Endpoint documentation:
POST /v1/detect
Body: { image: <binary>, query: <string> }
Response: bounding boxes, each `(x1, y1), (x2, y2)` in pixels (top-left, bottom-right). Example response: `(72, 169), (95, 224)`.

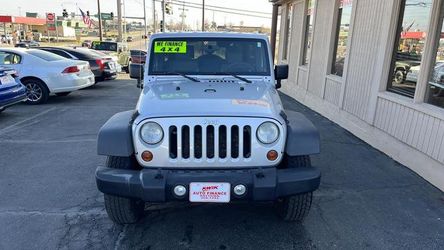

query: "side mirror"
(274, 64), (288, 89)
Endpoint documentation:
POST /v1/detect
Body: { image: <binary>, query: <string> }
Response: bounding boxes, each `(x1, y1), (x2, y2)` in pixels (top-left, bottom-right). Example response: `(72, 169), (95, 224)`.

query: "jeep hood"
(136, 79), (284, 121)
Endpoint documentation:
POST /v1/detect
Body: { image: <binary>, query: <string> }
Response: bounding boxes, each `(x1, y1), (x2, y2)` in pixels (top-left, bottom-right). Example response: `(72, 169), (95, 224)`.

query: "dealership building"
(269, 0), (444, 191)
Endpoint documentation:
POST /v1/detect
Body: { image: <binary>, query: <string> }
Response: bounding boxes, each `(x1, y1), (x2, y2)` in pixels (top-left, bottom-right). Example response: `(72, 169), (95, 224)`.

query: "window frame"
(385, 0), (438, 101)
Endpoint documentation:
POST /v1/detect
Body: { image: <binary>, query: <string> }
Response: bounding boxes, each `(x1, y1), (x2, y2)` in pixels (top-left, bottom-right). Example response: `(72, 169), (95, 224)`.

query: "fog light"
(141, 150), (153, 162)
(174, 185), (187, 197)
(233, 184), (246, 196)
(267, 150), (278, 161)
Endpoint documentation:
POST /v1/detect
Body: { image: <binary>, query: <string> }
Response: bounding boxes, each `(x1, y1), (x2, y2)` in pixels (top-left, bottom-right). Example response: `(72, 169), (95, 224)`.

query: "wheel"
(104, 156), (145, 224)
(22, 78), (49, 104)
(55, 92), (71, 97)
(394, 69), (406, 85)
(275, 155), (313, 222)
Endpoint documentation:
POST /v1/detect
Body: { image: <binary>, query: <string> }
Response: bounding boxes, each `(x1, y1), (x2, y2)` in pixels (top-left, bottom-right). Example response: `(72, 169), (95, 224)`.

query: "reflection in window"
(282, 3), (293, 61)
(387, 0), (432, 98)
(302, 0), (315, 65)
(425, 14), (444, 108)
(331, 0), (353, 77)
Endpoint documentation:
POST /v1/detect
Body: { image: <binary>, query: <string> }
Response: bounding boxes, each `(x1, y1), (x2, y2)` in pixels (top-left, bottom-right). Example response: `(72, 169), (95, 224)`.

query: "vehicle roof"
(0, 47), (34, 54)
(150, 32), (269, 40)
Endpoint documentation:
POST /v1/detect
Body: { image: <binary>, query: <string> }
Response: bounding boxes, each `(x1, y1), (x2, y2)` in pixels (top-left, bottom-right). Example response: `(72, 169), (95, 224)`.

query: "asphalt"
(0, 75), (443, 250)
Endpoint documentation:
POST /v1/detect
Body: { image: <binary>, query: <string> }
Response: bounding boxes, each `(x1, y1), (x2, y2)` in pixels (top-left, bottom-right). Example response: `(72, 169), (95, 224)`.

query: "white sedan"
(0, 48), (95, 104)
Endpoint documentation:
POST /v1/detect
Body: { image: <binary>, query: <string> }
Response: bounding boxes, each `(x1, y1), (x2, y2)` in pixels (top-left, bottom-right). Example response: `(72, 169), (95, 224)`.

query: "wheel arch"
(20, 76), (50, 93)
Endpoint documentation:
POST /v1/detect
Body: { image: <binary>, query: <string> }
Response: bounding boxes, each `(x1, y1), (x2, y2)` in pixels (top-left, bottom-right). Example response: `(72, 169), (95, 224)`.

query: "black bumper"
(96, 166), (321, 202)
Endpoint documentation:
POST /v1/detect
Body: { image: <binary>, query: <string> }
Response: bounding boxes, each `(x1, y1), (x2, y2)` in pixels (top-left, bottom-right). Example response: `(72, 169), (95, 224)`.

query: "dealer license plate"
(189, 182), (231, 203)
(0, 75), (15, 85)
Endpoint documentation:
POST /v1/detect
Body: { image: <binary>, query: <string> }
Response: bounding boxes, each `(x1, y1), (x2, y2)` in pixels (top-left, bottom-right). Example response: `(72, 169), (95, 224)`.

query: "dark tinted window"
(41, 49), (71, 58)
(149, 38), (270, 76)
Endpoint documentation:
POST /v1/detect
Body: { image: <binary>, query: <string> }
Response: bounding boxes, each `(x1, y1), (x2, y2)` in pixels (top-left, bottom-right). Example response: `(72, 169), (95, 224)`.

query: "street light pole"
(117, 0), (123, 42)
(152, 0), (157, 33)
(97, 0), (103, 41)
(143, 0), (147, 38)
(201, 0), (205, 31)
(161, 0), (165, 32)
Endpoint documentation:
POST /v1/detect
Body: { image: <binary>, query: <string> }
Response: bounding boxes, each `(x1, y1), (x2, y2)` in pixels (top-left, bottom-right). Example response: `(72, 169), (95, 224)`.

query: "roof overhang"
(0, 16), (46, 26)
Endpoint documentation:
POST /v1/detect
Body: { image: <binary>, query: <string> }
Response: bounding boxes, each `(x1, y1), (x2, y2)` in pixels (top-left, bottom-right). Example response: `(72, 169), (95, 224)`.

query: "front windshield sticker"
(232, 99), (270, 108)
(154, 41), (187, 53)
(160, 93), (190, 99)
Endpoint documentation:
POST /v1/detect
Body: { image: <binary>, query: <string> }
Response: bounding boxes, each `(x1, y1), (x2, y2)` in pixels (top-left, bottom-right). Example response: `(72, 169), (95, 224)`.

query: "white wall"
(278, 0), (444, 191)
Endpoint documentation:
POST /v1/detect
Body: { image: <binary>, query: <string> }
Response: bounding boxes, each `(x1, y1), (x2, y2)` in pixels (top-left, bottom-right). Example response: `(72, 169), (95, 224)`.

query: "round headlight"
(140, 122), (164, 144)
(256, 122), (279, 144)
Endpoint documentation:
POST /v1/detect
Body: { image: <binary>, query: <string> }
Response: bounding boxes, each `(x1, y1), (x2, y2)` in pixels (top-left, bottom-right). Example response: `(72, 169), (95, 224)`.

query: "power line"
(170, 0), (271, 15)
(155, 0), (271, 19)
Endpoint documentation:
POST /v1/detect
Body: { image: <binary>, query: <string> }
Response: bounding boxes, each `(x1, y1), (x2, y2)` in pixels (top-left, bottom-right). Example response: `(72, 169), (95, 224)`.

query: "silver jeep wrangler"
(96, 32), (321, 224)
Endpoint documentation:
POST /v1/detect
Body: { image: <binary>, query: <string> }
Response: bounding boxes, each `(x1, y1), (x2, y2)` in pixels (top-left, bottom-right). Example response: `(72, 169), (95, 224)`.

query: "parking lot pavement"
(0, 76), (443, 250)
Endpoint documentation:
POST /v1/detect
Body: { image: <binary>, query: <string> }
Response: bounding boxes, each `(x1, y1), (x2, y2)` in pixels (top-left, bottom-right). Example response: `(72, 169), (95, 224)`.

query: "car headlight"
(140, 122), (163, 144)
(256, 122), (279, 144)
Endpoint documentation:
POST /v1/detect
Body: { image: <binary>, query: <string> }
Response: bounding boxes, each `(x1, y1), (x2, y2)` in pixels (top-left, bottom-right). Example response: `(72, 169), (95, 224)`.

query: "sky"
(0, 0), (273, 28)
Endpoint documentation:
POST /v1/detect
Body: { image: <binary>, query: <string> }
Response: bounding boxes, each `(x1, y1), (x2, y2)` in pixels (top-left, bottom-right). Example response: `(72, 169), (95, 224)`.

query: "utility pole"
(152, 0), (157, 33)
(117, 0), (122, 42)
(161, 0), (165, 32)
(143, 0), (147, 38)
(201, 0), (205, 31)
(97, 0), (103, 41)
(179, 2), (188, 31)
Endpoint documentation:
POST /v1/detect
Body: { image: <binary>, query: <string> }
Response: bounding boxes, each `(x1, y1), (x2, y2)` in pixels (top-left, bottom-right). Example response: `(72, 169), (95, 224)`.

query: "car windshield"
(148, 37), (270, 76)
(91, 42), (117, 51)
(26, 50), (65, 61)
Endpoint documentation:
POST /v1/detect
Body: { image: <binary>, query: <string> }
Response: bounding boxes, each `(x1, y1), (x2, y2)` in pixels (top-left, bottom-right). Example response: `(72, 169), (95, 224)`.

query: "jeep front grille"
(168, 125), (252, 160)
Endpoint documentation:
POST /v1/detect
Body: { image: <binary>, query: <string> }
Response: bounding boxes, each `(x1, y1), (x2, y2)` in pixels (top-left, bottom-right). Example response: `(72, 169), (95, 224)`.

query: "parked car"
(38, 47), (117, 82)
(104, 38), (114, 42)
(392, 52), (421, 84)
(91, 41), (130, 73)
(83, 49), (123, 73)
(129, 49), (146, 87)
(96, 32), (321, 224)
(81, 39), (92, 48)
(126, 36), (133, 42)
(0, 67), (27, 113)
(15, 40), (40, 48)
(406, 61), (444, 86)
(0, 48), (95, 104)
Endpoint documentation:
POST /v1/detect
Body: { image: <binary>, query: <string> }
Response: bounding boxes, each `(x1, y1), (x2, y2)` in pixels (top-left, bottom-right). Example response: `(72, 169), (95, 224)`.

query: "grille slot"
(169, 126), (178, 159)
(168, 124), (252, 161)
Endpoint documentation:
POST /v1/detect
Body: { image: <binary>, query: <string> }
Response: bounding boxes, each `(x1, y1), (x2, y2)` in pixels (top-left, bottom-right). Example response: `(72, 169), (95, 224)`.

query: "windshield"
(148, 38), (270, 76)
(91, 42), (117, 51)
(26, 50), (65, 61)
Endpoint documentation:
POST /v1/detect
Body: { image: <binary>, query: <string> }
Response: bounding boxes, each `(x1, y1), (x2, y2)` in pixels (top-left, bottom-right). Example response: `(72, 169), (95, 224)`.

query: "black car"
(37, 47), (117, 82)
(15, 40), (40, 48)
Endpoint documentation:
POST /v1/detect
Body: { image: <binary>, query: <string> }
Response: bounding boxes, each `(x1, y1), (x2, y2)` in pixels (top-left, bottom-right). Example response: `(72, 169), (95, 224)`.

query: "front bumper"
(96, 166), (321, 202)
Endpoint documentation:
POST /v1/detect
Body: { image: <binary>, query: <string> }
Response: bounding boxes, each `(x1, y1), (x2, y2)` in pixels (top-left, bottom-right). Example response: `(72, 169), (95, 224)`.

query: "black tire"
(394, 69), (406, 85)
(55, 92), (71, 97)
(275, 155), (313, 222)
(21, 78), (49, 105)
(104, 156), (145, 224)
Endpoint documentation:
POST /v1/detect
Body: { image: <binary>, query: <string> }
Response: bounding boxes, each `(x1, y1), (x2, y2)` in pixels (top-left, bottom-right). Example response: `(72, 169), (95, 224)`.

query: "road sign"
(46, 13), (56, 31)
(101, 13), (113, 20)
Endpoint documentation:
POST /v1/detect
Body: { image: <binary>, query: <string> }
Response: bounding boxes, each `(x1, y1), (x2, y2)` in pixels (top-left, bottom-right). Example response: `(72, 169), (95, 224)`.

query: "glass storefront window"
(302, 0), (315, 65)
(425, 15), (444, 108)
(331, 0), (353, 77)
(282, 3), (293, 61)
(387, 0), (432, 98)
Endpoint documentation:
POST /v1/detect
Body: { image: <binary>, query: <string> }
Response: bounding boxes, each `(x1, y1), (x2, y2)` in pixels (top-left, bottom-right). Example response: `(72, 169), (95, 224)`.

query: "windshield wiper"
(228, 74), (252, 83)
(165, 72), (200, 82)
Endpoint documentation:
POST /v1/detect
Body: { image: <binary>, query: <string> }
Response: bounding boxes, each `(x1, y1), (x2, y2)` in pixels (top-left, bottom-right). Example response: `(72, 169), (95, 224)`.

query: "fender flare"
(97, 110), (137, 157)
(284, 110), (320, 156)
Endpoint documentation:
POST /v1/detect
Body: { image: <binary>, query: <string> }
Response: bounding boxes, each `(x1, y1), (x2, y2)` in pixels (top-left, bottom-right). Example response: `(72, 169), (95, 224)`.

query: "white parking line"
(0, 107), (57, 136)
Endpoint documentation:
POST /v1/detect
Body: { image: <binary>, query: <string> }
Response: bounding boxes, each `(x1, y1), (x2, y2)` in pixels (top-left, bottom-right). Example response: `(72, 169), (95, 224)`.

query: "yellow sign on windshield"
(154, 41), (187, 53)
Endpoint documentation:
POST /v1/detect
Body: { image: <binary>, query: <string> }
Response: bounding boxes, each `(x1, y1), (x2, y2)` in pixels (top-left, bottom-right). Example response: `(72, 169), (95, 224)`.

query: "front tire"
(275, 155), (313, 222)
(103, 156), (145, 224)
